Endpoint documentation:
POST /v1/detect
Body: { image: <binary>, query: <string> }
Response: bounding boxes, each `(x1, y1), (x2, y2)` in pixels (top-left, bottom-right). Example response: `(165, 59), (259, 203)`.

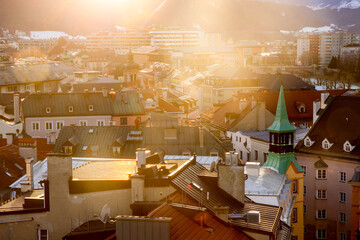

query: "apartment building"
(295, 91), (360, 240)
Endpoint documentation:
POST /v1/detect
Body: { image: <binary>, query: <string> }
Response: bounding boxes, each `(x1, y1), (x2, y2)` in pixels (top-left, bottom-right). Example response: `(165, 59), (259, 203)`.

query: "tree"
(328, 56), (338, 69)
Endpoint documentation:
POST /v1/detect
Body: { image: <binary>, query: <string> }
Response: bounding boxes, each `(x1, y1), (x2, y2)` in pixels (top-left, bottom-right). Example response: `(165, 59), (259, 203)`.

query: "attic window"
(322, 138), (333, 150)
(304, 136), (314, 147)
(68, 106), (74, 113)
(82, 146), (88, 151)
(113, 146), (121, 154)
(344, 141), (355, 152)
(88, 105), (94, 111)
(46, 107), (51, 113)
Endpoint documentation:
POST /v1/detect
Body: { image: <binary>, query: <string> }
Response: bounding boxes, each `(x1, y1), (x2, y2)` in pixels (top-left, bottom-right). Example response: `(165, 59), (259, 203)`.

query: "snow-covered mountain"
(255, 0), (360, 10)
(308, 0), (360, 10)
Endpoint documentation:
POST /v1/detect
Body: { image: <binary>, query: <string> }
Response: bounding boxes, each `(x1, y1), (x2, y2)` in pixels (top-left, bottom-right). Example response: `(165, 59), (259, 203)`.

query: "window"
(56, 121), (64, 130)
(340, 233), (346, 240)
(316, 190), (327, 199)
(301, 165), (307, 175)
(292, 208), (297, 223)
(339, 171), (346, 182)
(344, 141), (354, 152)
(97, 120), (105, 126)
(26, 85), (31, 91)
(304, 185), (306, 196)
(88, 105), (94, 111)
(293, 179), (298, 193)
(113, 147), (121, 154)
(247, 153), (250, 161)
(303, 205), (306, 214)
(120, 117), (127, 125)
(316, 169), (327, 179)
(263, 153), (268, 163)
(254, 150), (258, 160)
(236, 136), (238, 142)
(339, 192), (346, 203)
(32, 122), (40, 131)
(316, 229), (326, 239)
(79, 120), (87, 126)
(46, 107), (51, 113)
(304, 136), (314, 147)
(322, 138), (333, 149)
(63, 146), (72, 154)
(45, 121), (53, 130)
(339, 212), (346, 223)
(38, 229), (48, 240)
(68, 106), (73, 112)
(240, 151), (243, 159)
(316, 210), (327, 219)
(210, 152), (218, 157)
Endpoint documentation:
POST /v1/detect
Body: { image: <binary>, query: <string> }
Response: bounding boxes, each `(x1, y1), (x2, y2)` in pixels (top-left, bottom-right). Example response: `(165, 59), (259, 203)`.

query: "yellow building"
(263, 85), (304, 240)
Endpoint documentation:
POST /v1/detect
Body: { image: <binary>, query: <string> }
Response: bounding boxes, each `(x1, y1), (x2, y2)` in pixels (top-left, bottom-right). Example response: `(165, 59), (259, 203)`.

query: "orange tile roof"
(148, 201), (251, 240)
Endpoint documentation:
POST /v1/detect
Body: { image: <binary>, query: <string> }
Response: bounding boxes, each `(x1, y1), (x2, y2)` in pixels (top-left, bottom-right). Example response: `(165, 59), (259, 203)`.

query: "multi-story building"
(22, 91), (146, 139)
(295, 91), (360, 240)
(297, 37), (310, 65)
(149, 29), (203, 47)
(86, 27), (151, 51)
(298, 32), (359, 66)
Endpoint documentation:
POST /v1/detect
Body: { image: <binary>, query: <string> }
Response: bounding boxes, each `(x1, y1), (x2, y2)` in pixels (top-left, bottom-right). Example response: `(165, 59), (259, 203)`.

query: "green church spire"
(263, 85), (303, 174)
(267, 85), (296, 133)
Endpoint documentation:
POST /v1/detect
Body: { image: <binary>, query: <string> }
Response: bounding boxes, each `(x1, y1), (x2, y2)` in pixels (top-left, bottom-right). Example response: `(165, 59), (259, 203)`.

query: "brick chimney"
(218, 151), (245, 204)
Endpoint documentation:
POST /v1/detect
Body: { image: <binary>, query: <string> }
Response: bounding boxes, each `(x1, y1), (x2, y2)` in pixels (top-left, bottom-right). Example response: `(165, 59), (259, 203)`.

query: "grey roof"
(0, 63), (75, 85)
(22, 91), (145, 117)
(10, 158), (89, 189)
(54, 126), (232, 159)
(241, 128), (308, 145)
(259, 74), (315, 92)
(164, 155), (220, 165)
(245, 168), (287, 195)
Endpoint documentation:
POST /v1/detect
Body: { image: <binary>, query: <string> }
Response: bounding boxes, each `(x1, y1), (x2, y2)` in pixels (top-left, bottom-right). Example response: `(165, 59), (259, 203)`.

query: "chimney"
(20, 157), (34, 192)
(247, 211), (261, 224)
(49, 132), (56, 144)
(14, 93), (20, 123)
(6, 133), (14, 145)
(19, 140), (37, 163)
(214, 206), (229, 223)
(47, 153), (72, 200)
(130, 174), (145, 203)
(256, 101), (265, 131)
(102, 87), (108, 97)
(313, 100), (320, 124)
(320, 92), (329, 109)
(218, 152), (245, 204)
(199, 127), (204, 148)
(136, 148), (150, 169)
(245, 162), (260, 177)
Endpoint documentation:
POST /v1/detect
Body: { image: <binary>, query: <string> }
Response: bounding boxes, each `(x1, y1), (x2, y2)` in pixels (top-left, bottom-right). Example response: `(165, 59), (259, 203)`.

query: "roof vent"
(247, 211), (261, 224)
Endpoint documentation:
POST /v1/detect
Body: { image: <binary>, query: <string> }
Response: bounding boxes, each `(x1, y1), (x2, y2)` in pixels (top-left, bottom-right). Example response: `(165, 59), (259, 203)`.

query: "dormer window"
(304, 136), (315, 147)
(322, 138), (333, 150)
(68, 106), (74, 113)
(113, 146), (121, 154)
(343, 141), (355, 152)
(46, 107), (51, 114)
(88, 105), (94, 111)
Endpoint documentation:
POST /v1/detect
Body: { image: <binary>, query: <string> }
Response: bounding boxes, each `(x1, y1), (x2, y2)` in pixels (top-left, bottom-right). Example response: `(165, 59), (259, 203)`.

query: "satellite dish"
(99, 204), (111, 224)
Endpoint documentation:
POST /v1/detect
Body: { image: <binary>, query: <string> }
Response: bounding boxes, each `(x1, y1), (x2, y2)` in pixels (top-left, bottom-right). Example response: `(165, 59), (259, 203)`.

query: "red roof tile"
(149, 195), (251, 240)
(0, 145), (25, 190)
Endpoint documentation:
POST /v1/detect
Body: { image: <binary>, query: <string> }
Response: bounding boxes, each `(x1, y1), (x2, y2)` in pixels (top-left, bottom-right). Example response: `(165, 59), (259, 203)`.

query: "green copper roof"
(267, 85), (296, 133)
(263, 152), (303, 174)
